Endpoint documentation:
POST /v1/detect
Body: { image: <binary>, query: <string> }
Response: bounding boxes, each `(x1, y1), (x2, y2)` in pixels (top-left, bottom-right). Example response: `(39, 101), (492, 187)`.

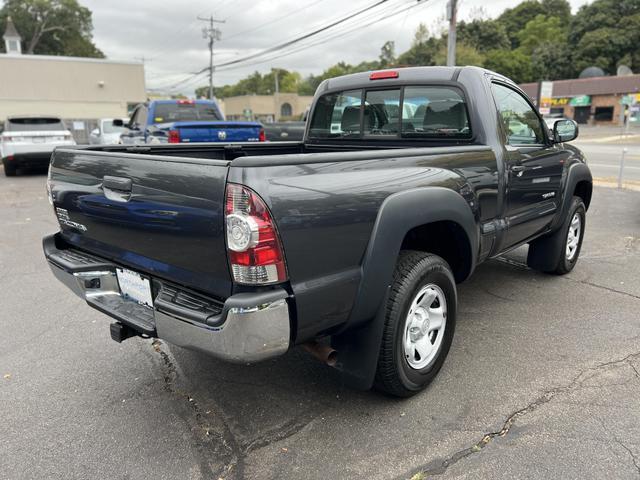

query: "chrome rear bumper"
(43, 234), (291, 363)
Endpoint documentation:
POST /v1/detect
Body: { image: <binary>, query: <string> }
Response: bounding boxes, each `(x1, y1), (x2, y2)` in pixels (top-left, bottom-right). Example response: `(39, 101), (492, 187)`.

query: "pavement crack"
(150, 341), (315, 480)
(151, 340), (244, 480)
(563, 277), (640, 301)
(403, 351), (640, 479)
(242, 417), (314, 454)
(479, 285), (515, 303)
(597, 417), (640, 477)
(616, 440), (640, 476)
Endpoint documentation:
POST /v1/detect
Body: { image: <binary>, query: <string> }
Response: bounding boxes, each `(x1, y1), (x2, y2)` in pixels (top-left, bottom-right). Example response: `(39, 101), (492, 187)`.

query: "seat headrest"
(341, 106), (361, 132)
(423, 101), (465, 130)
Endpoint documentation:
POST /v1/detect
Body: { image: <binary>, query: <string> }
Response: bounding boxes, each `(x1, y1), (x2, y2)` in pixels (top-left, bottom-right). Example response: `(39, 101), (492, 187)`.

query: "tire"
(374, 251), (457, 397)
(3, 161), (17, 177)
(527, 196), (586, 275)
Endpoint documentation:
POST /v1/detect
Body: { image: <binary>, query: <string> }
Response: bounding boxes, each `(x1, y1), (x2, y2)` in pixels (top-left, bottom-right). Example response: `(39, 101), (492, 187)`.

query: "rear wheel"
(375, 251), (456, 397)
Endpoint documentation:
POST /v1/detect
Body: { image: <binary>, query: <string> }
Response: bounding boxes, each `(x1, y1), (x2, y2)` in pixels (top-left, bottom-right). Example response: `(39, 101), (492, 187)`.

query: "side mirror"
(90, 128), (99, 136)
(553, 119), (578, 143)
(112, 119), (125, 127)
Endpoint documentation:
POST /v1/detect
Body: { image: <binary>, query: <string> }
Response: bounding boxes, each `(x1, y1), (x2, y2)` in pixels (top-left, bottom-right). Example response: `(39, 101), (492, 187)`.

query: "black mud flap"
(331, 286), (390, 390)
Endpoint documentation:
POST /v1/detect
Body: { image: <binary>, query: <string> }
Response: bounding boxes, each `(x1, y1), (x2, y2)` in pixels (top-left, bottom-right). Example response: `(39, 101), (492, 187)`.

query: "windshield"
(6, 117), (65, 131)
(152, 103), (222, 123)
(102, 120), (126, 134)
(308, 86), (471, 140)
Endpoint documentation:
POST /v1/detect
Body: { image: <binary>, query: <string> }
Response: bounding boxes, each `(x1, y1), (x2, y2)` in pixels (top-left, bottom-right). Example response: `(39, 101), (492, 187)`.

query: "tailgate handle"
(103, 176), (132, 202)
(103, 176), (132, 192)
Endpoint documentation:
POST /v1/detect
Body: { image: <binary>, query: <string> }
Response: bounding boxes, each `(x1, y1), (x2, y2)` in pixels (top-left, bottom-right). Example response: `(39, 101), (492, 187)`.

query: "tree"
(457, 19), (510, 53)
(0, 0), (103, 57)
(517, 14), (567, 55)
(484, 49), (533, 83)
(378, 40), (396, 68)
(569, 0), (640, 74)
(434, 42), (485, 67)
(531, 41), (574, 80)
(397, 24), (443, 66)
(497, 0), (570, 48)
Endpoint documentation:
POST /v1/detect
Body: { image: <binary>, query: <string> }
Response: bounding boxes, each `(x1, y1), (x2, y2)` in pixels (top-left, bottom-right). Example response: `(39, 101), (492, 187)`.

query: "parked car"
(262, 121), (306, 141)
(1, 116), (75, 176)
(263, 111), (308, 141)
(43, 66), (592, 396)
(116, 99), (265, 144)
(89, 118), (128, 145)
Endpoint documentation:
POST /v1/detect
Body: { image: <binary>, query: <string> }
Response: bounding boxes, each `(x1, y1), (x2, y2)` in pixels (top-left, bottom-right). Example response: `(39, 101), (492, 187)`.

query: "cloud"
(80, 0), (590, 95)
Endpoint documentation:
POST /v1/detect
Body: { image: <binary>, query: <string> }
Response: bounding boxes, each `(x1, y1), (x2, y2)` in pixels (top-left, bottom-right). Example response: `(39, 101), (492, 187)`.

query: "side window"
(363, 89), (400, 135)
(492, 83), (544, 145)
(308, 89), (362, 138)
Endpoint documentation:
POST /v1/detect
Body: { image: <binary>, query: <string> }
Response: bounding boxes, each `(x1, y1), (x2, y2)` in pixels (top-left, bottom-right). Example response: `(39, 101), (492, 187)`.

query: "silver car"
(1, 116), (76, 176)
(89, 118), (128, 145)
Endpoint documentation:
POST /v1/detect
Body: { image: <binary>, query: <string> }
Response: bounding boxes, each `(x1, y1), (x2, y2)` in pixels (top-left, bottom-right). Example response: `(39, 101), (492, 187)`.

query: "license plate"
(116, 268), (153, 307)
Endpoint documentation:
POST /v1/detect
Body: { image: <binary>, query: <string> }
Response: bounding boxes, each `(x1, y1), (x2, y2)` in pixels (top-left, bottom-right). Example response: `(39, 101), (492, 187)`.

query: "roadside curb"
(593, 178), (640, 192)
(581, 134), (640, 143)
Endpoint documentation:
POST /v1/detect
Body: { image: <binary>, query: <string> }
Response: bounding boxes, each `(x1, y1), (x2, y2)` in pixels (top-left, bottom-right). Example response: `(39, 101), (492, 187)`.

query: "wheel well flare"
(401, 221), (472, 282)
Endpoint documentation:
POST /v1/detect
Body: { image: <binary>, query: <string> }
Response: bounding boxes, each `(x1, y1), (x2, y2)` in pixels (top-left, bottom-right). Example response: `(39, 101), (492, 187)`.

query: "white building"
(0, 17), (146, 123)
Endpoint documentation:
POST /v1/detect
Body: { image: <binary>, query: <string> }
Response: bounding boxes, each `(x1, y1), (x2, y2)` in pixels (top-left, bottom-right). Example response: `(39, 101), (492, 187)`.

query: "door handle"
(510, 165), (526, 172)
(103, 176), (132, 202)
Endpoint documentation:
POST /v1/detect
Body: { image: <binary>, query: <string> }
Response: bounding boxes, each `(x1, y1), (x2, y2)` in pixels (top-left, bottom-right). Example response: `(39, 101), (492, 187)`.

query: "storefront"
(520, 75), (640, 126)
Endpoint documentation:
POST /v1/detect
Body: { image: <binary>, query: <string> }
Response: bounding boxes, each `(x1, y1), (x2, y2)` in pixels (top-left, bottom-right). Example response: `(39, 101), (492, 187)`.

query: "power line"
(215, 0), (428, 72)
(213, 0), (389, 69)
(152, 0), (430, 92)
(221, 0), (328, 42)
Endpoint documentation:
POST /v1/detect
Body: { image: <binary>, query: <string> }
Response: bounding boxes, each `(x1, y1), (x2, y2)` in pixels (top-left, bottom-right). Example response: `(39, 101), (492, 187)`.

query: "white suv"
(1, 117), (76, 176)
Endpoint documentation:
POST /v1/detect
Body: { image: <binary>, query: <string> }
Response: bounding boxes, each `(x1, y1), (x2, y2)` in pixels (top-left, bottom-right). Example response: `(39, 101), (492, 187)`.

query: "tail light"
(168, 130), (180, 143)
(225, 183), (287, 285)
(259, 128), (266, 142)
(370, 70), (399, 80)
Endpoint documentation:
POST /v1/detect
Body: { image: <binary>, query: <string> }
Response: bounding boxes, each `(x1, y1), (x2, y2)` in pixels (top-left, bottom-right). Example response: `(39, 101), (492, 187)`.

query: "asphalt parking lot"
(1, 170), (639, 480)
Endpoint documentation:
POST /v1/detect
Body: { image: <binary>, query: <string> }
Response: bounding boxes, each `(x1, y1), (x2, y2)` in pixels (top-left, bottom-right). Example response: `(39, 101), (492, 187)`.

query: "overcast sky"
(80, 0), (591, 95)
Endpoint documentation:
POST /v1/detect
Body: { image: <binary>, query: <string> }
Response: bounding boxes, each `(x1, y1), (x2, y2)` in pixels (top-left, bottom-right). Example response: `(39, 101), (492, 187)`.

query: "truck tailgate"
(174, 121), (261, 142)
(48, 149), (232, 299)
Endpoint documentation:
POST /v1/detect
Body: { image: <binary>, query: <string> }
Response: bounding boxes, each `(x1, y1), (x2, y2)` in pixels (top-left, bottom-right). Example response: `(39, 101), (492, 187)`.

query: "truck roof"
(317, 65), (513, 93)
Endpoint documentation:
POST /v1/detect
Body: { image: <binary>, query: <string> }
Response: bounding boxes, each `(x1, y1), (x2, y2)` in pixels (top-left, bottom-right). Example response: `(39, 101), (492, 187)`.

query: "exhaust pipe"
(302, 341), (338, 367)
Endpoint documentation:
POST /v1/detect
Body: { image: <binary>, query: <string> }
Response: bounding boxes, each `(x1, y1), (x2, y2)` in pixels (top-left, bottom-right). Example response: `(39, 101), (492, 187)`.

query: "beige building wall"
(219, 93), (313, 122)
(0, 54), (146, 120)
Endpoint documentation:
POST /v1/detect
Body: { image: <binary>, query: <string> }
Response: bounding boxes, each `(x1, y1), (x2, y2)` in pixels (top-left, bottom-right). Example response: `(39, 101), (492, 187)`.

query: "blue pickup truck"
(117, 99), (265, 144)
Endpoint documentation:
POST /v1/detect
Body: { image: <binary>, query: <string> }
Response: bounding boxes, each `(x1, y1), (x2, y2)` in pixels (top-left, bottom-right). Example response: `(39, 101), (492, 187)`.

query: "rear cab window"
(152, 102), (223, 124)
(6, 118), (65, 131)
(308, 85), (471, 141)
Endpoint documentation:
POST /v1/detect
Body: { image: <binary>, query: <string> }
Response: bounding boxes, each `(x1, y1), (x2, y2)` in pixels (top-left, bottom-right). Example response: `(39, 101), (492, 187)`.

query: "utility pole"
(273, 68), (280, 122)
(446, 0), (457, 66)
(197, 14), (225, 100)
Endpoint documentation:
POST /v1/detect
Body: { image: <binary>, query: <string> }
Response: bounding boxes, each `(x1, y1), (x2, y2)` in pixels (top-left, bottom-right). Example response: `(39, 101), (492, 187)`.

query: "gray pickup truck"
(43, 67), (592, 397)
